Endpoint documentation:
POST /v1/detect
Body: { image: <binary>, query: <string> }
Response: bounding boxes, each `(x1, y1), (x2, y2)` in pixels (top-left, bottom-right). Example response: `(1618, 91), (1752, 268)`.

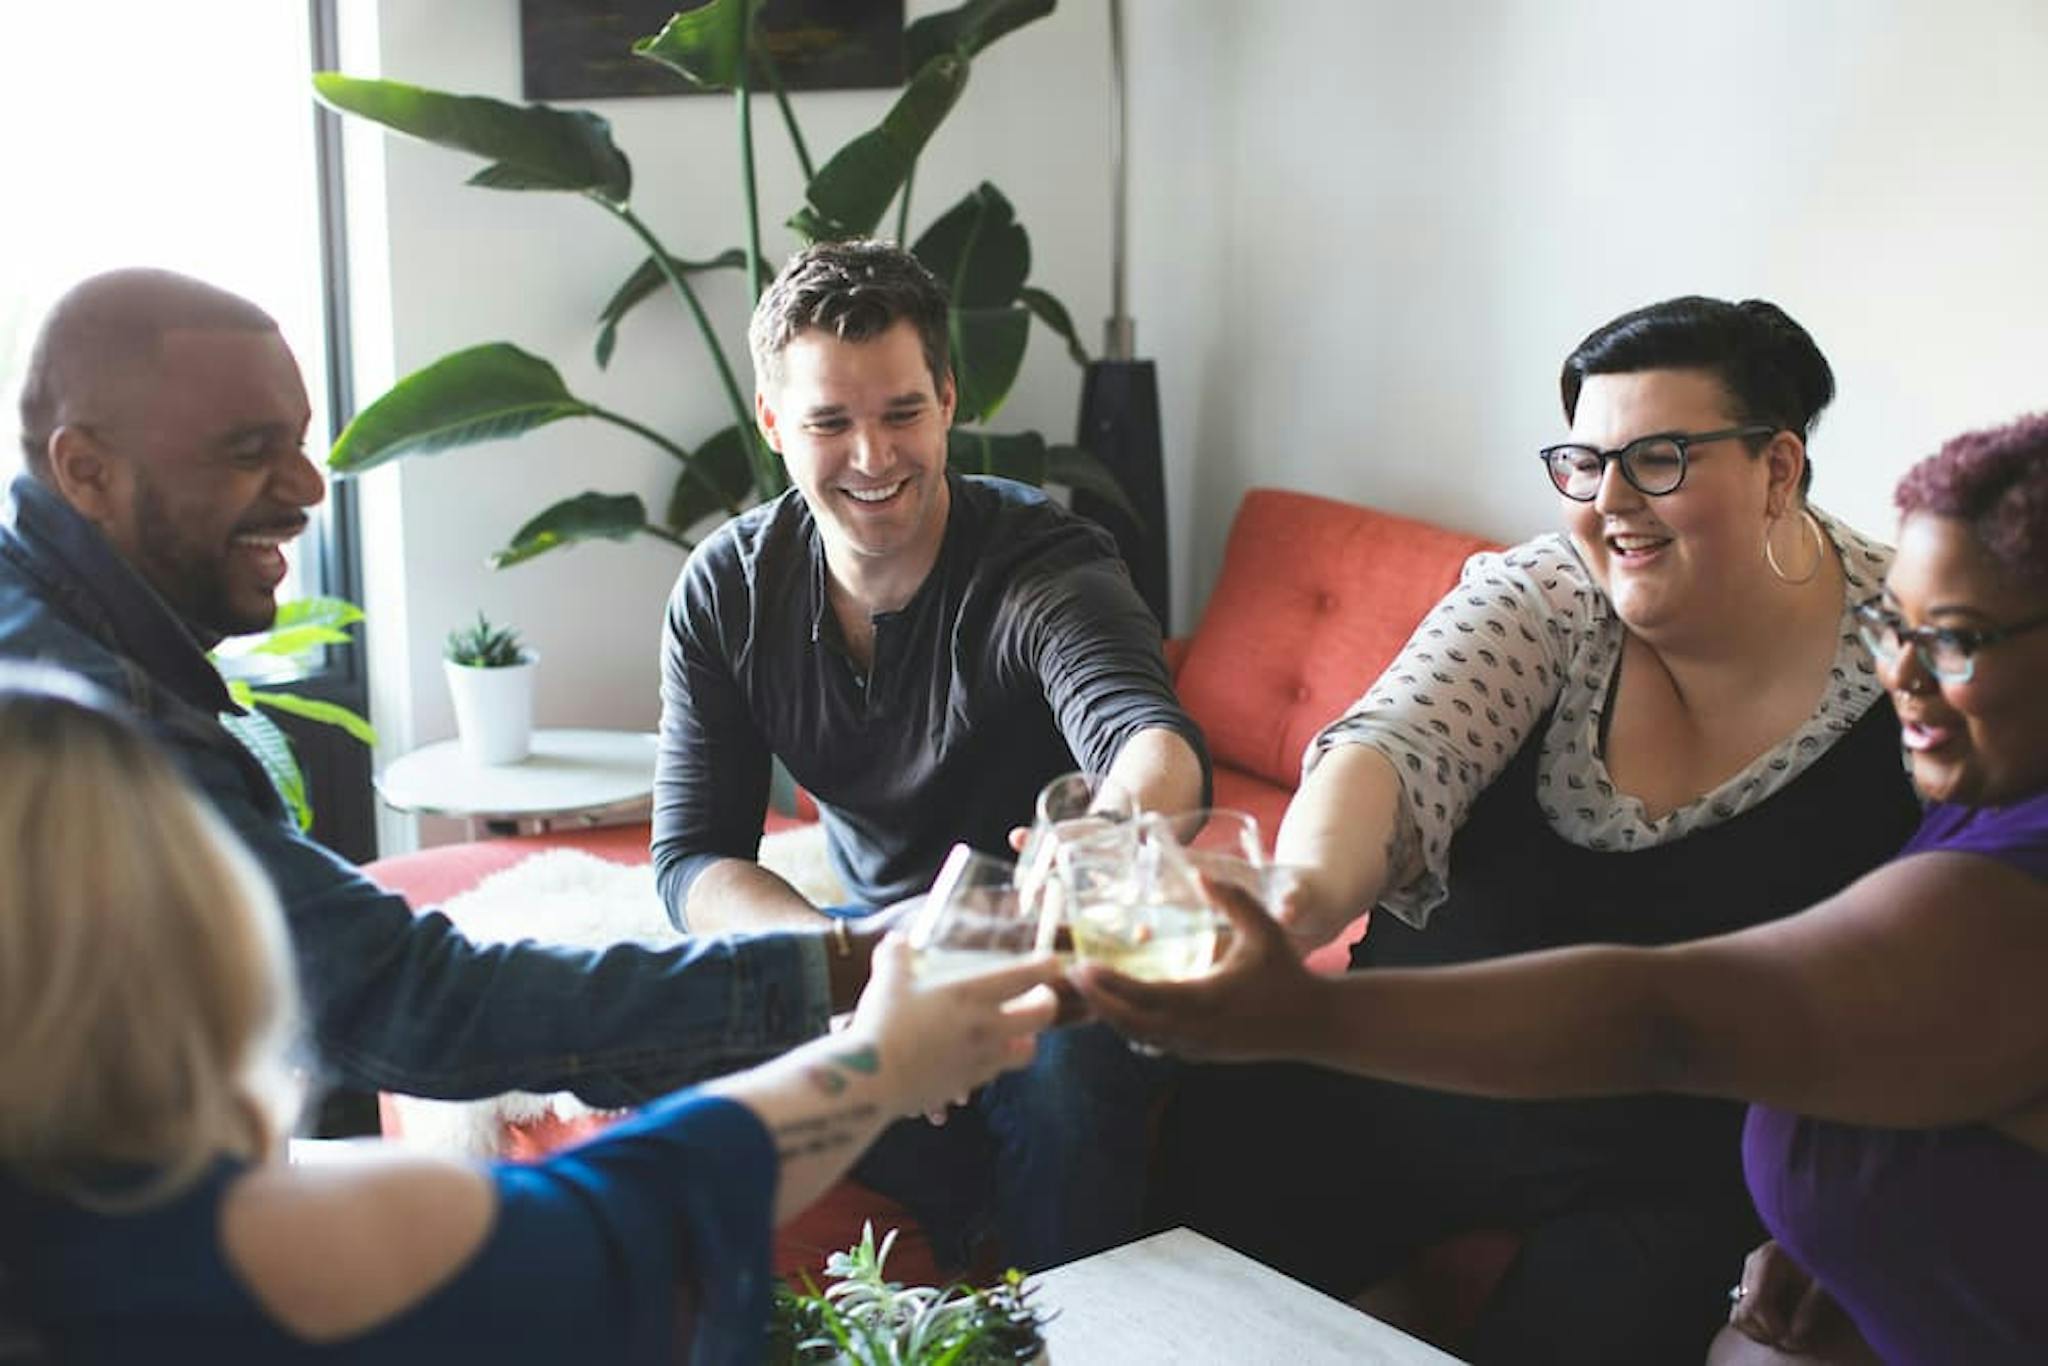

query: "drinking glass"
(1153, 808), (1267, 900)
(1063, 808), (1267, 983)
(905, 844), (1051, 985)
(1015, 771), (1139, 933)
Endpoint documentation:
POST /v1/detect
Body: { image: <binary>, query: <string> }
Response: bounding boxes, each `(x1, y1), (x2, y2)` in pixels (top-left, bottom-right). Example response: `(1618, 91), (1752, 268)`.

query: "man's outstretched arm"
(185, 742), (837, 1108)
(682, 856), (833, 933)
(1103, 724), (1206, 815)
(1026, 556), (1213, 815)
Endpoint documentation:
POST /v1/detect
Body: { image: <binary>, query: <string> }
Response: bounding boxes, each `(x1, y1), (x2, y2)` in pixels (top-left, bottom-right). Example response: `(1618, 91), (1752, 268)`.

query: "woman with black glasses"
(1149, 297), (1923, 1362)
(1089, 419), (2048, 1364)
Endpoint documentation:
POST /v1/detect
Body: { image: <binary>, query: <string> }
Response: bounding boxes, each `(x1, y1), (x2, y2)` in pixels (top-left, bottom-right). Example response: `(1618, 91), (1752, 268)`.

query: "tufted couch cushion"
(1177, 489), (1498, 791)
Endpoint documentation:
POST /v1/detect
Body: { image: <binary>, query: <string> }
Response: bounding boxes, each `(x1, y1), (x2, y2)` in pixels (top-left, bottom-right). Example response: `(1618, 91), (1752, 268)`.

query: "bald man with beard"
(0, 267), (877, 1107)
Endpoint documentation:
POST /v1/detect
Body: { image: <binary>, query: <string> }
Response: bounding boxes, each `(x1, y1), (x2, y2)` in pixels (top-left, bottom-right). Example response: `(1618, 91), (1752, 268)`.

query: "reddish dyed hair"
(1894, 413), (2048, 590)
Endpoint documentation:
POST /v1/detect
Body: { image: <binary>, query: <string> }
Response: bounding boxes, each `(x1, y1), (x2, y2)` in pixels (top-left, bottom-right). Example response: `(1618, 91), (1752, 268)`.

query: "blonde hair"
(0, 666), (299, 1206)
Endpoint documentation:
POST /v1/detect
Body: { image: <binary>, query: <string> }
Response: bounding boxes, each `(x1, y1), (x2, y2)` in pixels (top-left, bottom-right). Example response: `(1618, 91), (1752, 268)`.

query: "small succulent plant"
(444, 612), (527, 669)
(770, 1224), (1050, 1365)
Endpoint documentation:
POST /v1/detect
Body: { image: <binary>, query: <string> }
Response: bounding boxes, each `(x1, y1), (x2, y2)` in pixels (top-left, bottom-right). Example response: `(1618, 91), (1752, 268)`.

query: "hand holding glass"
(1063, 808), (1269, 982)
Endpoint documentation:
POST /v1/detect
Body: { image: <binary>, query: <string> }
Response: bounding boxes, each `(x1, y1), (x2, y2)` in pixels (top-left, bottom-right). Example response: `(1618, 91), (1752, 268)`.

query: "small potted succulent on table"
(770, 1225), (1051, 1365)
(442, 612), (536, 765)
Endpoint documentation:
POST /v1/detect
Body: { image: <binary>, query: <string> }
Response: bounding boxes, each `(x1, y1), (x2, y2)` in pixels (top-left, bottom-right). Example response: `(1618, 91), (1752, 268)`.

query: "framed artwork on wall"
(521, 0), (905, 101)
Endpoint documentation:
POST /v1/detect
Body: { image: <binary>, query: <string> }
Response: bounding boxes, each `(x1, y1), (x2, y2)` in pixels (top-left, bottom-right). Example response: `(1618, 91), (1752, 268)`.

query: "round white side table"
(376, 728), (659, 837)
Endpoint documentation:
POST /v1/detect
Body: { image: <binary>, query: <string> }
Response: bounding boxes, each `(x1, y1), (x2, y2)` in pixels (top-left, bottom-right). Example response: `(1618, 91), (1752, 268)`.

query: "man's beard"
(133, 477), (275, 640)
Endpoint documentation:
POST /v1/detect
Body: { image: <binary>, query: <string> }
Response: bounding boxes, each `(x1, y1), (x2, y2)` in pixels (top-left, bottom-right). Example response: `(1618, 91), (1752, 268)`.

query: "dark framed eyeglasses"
(1538, 424), (1778, 501)
(1854, 598), (2048, 684)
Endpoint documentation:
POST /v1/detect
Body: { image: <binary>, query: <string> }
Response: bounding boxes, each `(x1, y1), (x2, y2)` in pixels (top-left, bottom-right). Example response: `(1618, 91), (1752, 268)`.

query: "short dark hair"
(748, 239), (951, 395)
(1894, 412), (2048, 591)
(1560, 296), (1835, 495)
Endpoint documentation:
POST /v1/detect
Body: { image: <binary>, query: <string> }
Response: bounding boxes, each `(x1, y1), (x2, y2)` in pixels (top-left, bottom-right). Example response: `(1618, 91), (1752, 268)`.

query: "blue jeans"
(850, 1020), (1174, 1272)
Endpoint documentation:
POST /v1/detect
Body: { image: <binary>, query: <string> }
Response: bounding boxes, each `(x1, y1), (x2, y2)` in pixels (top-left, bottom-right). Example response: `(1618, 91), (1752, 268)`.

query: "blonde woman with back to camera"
(0, 664), (1060, 1364)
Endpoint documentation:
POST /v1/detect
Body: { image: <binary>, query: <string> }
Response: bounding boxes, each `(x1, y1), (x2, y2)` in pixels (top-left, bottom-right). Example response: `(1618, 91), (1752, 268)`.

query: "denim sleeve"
(1012, 557), (1212, 803)
(178, 740), (830, 1108)
(651, 554), (776, 929)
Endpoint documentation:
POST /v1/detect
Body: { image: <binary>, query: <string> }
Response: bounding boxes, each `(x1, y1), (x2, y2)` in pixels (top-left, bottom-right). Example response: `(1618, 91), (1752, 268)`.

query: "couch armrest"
(1162, 635), (1191, 681)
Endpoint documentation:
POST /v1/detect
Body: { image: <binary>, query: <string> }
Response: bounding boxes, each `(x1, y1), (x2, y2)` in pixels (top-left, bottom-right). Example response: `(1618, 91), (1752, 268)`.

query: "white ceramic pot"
(444, 653), (537, 765)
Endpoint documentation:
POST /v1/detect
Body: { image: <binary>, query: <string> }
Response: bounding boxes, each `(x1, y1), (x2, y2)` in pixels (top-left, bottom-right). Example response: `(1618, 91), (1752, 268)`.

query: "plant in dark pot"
(443, 612), (536, 765)
(314, 0), (1132, 574)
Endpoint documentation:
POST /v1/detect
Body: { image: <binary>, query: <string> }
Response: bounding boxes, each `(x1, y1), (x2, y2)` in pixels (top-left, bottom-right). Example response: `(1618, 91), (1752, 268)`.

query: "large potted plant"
(314, 0), (1131, 571)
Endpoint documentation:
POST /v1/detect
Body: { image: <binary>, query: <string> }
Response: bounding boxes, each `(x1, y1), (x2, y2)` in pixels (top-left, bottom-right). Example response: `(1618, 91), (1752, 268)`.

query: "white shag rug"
(387, 824), (846, 1156)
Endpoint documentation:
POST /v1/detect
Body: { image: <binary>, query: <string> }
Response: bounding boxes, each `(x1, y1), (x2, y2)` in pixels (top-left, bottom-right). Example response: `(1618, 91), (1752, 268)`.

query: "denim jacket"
(0, 475), (830, 1106)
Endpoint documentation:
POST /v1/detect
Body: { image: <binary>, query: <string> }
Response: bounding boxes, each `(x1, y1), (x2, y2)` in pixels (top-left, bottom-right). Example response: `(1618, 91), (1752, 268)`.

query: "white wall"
(348, 1), (1116, 850)
(352, 1), (2048, 850)
(1128, 0), (2048, 626)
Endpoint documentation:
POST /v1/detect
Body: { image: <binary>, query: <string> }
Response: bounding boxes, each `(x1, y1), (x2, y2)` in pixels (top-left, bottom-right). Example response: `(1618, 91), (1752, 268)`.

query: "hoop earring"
(1765, 506), (1825, 586)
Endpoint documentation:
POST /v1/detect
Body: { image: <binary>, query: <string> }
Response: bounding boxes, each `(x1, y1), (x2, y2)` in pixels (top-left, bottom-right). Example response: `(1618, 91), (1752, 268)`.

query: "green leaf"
(245, 624), (354, 657)
(632, 0), (754, 90)
(242, 595), (367, 657)
(946, 428), (1048, 485)
(243, 689), (379, 747)
(950, 306), (1030, 424)
(465, 163), (593, 192)
(219, 704), (311, 831)
(905, 0), (1055, 68)
(328, 344), (594, 474)
(491, 492), (651, 568)
(594, 248), (749, 368)
(1019, 285), (1089, 367)
(312, 73), (631, 202)
(911, 183), (1028, 307)
(272, 596), (366, 632)
(788, 54), (969, 242)
(1046, 442), (1141, 523)
(665, 424), (758, 535)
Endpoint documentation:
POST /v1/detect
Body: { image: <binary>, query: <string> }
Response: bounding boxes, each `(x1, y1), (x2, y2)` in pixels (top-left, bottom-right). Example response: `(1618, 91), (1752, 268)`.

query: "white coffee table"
(375, 728), (659, 837)
(1029, 1227), (1465, 1364)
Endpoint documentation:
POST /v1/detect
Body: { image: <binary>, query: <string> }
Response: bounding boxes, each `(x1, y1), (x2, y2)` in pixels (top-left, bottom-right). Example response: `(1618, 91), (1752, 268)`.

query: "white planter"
(444, 653), (537, 765)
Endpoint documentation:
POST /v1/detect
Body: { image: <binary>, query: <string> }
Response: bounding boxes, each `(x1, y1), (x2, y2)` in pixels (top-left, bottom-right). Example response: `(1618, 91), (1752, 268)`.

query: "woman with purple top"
(1074, 414), (2048, 1365)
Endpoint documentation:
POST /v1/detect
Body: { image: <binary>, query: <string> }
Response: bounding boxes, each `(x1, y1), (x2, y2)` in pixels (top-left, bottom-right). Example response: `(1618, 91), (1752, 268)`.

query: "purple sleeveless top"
(1742, 789), (2048, 1364)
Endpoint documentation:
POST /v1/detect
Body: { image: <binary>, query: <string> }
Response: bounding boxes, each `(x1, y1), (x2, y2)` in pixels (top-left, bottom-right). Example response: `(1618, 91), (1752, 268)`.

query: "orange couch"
(362, 488), (1506, 1313)
(1169, 488), (1496, 971)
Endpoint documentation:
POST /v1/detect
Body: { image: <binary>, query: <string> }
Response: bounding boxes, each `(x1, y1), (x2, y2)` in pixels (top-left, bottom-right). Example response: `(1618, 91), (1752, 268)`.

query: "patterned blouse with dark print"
(1310, 508), (1896, 928)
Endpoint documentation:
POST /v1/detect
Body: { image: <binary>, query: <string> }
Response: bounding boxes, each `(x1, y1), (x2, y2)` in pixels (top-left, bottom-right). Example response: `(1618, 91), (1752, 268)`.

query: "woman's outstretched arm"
(706, 938), (1059, 1219)
(1075, 853), (2048, 1134)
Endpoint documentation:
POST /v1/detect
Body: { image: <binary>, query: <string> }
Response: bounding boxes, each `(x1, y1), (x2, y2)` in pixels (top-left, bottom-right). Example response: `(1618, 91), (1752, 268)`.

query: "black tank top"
(1351, 699), (1923, 1183)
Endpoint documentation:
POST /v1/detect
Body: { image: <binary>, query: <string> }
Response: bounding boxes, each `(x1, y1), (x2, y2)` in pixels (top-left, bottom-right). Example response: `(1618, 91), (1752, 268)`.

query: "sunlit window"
(0, 1), (333, 615)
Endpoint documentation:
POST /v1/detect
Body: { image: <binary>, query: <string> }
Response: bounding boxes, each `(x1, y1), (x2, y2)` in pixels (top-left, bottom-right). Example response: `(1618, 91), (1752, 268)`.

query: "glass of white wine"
(1064, 808), (1267, 983)
(905, 844), (1052, 985)
(1015, 771), (1138, 936)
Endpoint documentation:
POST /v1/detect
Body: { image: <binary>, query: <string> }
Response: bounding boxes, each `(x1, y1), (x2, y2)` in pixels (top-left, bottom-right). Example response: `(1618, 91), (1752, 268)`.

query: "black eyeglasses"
(1854, 599), (2048, 684)
(1538, 424), (1777, 501)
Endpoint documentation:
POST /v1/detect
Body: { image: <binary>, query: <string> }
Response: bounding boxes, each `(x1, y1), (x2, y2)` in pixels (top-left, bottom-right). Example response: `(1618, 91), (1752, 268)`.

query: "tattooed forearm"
(803, 1043), (880, 1097)
(774, 1104), (880, 1163)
